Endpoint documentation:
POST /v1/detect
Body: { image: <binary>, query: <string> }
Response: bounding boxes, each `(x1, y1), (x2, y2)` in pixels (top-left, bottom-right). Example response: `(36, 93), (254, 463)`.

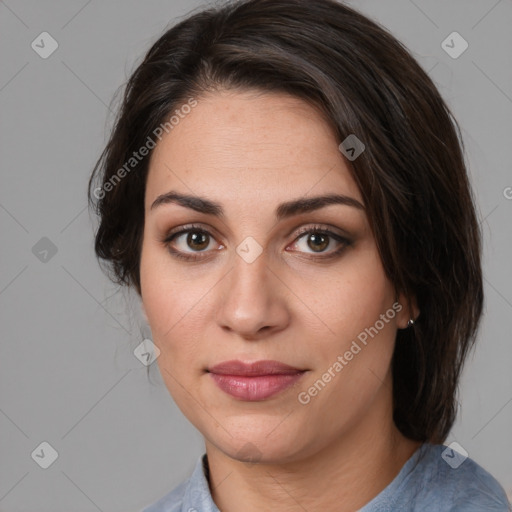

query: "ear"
(394, 290), (420, 330)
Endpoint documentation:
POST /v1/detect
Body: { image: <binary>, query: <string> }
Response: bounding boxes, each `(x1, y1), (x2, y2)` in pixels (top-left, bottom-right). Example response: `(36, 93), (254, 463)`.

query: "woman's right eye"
(163, 226), (220, 261)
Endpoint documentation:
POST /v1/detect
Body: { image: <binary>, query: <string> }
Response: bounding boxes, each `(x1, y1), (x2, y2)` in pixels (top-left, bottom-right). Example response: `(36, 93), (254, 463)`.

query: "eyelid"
(286, 224), (352, 256)
(162, 222), (352, 260)
(291, 223), (350, 241)
(163, 223), (221, 242)
(162, 223), (221, 262)
(164, 222), (349, 242)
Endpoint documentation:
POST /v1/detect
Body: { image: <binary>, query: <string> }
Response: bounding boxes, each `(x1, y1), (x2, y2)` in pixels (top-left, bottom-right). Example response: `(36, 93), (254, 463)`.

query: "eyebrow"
(150, 190), (365, 219)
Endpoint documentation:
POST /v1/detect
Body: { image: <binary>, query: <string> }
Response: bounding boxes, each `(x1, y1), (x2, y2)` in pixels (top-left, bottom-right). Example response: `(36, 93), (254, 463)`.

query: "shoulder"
(402, 443), (511, 511)
(361, 443), (511, 512)
(140, 453), (212, 512)
(140, 480), (188, 512)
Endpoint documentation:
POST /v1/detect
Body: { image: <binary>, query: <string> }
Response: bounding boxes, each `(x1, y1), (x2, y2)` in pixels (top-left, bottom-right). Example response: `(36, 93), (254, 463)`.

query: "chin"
(203, 418), (313, 465)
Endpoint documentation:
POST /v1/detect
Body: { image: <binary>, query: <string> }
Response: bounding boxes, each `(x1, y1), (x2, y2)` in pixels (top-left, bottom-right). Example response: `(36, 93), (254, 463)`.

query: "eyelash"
(162, 223), (352, 262)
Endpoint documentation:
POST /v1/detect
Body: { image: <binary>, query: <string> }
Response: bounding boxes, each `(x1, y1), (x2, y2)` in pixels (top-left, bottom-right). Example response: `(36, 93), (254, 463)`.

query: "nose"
(215, 248), (290, 340)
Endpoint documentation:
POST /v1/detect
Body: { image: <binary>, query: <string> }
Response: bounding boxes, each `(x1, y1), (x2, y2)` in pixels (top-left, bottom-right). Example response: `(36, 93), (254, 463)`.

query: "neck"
(204, 383), (422, 512)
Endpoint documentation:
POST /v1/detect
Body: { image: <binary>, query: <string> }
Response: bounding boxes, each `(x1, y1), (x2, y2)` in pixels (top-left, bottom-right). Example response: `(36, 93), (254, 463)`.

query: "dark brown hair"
(88, 0), (483, 444)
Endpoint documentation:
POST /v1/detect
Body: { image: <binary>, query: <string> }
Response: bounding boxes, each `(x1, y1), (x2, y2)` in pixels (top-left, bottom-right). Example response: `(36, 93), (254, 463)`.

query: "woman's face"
(140, 89), (411, 463)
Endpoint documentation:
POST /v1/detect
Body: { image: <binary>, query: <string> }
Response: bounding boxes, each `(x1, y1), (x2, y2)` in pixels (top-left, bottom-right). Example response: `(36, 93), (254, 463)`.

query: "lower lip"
(209, 372), (305, 401)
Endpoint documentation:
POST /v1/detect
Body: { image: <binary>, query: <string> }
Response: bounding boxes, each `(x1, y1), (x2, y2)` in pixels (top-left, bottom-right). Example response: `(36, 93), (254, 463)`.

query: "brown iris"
(307, 233), (329, 252)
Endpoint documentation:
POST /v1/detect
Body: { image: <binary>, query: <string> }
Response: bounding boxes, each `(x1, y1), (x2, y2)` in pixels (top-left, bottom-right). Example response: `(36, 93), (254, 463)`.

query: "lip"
(208, 359), (304, 376)
(207, 360), (307, 401)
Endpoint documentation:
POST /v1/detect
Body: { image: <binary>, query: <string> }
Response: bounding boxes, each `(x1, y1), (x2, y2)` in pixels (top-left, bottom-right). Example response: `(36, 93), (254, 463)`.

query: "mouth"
(207, 359), (307, 401)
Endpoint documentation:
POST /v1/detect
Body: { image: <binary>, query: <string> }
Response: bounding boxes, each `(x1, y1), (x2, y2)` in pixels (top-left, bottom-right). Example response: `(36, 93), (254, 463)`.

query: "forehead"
(145, 90), (363, 212)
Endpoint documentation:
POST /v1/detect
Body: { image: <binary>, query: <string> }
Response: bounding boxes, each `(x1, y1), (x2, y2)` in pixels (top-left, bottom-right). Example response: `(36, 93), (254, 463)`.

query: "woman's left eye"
(288, 227), (351, 258)
(162, 224), (351, 261)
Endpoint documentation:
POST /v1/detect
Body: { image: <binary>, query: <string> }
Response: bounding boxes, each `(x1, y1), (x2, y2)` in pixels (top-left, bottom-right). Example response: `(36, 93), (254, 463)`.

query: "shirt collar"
(182, 444), (429, 511)
(181, 453), (221, 512)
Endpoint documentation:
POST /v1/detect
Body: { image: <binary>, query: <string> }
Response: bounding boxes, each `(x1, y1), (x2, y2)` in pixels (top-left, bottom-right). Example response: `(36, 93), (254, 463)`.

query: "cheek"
(140, 242), (173, 338)
(140, 239), (189, 351)
(292, 242), (399, 403)
(140, 253), (206, 414)
(293, 243), (395, 347)
(139, 238), (214, 373)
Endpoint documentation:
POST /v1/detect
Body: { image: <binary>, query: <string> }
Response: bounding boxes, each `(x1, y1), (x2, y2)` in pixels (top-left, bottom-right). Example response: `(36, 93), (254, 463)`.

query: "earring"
(407, 318), (415, 328)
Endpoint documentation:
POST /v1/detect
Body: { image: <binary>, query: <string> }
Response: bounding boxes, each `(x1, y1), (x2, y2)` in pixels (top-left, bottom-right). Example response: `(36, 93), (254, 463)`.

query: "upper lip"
(208, 360), (305, 376)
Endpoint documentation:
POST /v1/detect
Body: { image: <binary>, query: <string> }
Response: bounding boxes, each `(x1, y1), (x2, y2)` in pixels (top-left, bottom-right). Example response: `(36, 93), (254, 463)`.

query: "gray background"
(1, 0), (511, 510)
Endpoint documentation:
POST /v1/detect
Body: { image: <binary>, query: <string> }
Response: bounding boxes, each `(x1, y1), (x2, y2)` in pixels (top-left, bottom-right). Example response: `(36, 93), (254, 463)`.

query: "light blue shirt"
(142, 443), (511, 511)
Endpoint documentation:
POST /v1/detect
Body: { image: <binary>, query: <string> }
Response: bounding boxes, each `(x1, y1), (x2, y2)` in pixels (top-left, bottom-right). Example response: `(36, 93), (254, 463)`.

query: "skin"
(140, 89), (421, 512)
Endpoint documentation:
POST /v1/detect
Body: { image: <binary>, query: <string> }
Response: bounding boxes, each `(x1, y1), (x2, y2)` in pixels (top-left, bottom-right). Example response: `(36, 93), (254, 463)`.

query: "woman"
(88, 0), (511, 510)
